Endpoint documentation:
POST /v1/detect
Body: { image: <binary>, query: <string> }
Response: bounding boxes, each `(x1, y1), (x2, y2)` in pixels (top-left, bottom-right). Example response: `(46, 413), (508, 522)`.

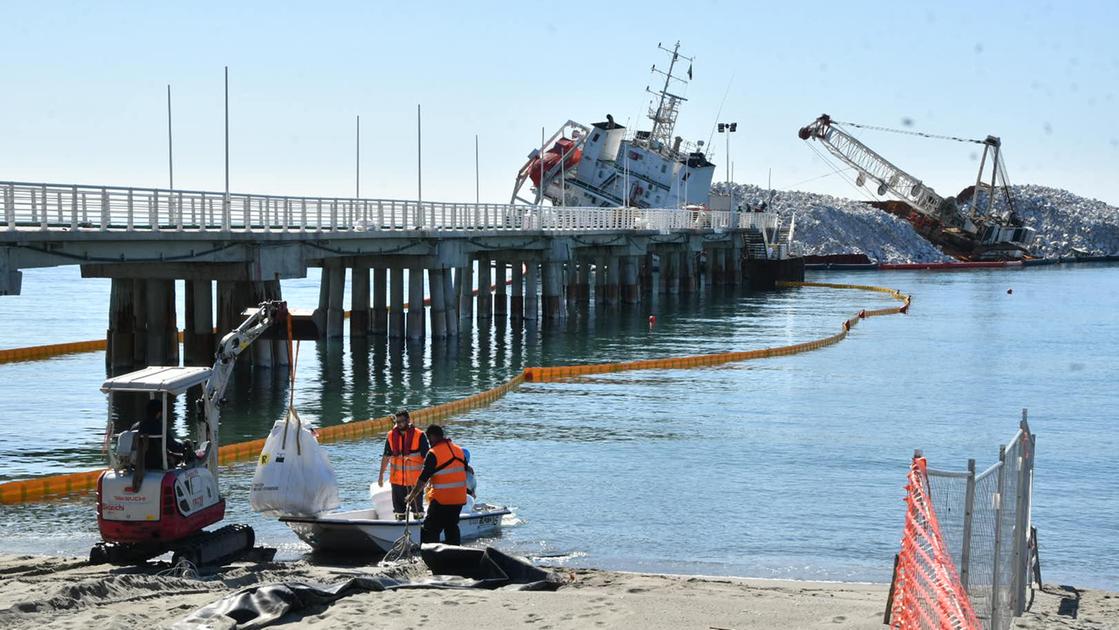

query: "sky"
(1, 1), (1117, 206)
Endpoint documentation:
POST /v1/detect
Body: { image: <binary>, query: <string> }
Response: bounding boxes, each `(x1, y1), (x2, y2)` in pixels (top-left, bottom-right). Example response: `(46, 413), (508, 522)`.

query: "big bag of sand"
(249, 408), (340, 517)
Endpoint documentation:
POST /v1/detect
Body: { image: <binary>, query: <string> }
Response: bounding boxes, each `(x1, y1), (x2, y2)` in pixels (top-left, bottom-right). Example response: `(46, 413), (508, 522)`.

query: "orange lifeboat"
(527, 137), (583, 187)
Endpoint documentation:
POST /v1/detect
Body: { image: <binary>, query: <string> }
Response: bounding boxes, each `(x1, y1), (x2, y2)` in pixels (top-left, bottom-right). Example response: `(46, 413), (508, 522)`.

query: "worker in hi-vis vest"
(407, 424), (469, 545)
(378, 410), (430, 520)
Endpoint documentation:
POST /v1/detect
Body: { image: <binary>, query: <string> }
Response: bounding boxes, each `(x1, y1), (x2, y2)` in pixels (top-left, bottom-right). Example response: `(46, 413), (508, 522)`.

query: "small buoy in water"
(648, 315), (656, 330)
(1007, 288), (1013, 295)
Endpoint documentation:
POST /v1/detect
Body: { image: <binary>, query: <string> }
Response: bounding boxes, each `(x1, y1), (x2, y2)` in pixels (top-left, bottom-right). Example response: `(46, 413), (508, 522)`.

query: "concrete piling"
(350, 265), (370, 339)
(443, 268), (458, 337)
(494, 260), (508, 319)
(326, 263), (345, 339)
(477, 255), (492, 322)
(524, 261), (539, 320)
(372, 267), (388, 335)
(184, 279), (215, 366)
(429, 267), (447, 338)
(510, 260), (524, 321)
(389, 266), (405, 339)
(407, 266), (425, 341)
(542, 261), (564, 320)
(622, 256), (640, 304)
(606, 256), (621, 306)
(107, 278), (137, 373)
(457, 263), (473, 323)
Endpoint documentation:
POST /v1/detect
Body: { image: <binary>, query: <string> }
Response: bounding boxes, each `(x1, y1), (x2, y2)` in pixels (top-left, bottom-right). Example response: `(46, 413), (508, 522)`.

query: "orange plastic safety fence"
(889, 458), (981, 630)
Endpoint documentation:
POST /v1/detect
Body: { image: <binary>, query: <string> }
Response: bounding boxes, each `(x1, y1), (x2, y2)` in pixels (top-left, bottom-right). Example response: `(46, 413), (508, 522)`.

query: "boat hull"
(281, 505), (511, 554)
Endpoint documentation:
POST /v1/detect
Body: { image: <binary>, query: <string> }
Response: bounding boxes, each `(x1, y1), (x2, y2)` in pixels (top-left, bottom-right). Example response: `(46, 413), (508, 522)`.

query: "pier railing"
(1, 181), (778, 235)
(913, 412), (1036, 630)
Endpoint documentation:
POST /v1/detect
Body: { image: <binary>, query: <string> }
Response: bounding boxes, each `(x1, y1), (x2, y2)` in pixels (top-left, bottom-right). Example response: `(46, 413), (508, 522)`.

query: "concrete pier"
(326, 263), (345, 338)
(407, 266), (425, 341)
(183, 279), (215, 367)
(372, 267), (387, 335)
(429, 268), (447, 338)
(457, 263), (473, 323)
(477, 255), (492, 322)
(510, 261), (524, 321)
(107, 278), (137, 373)
(389, 266), (405, 338)
(524, 261), (539, 320)
(350, 265), (369, 339)
(622, 256), (640, 304)
(606, 256), (621, 306)
(493, 260), (508, 319)
(576, 260), (591, 304)
(594, 257), (607, 304)
(542, 261), (564, 320)
(443, 268), (459, 337)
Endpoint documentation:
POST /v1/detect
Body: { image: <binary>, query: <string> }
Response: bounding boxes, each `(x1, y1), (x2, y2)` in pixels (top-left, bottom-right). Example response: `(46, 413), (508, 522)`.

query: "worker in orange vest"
(407, 424), (469, 545)
(377, 410), (430, 520)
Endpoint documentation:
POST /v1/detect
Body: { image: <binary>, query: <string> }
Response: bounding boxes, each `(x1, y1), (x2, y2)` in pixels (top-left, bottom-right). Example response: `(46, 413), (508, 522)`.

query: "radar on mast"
(645, 41), (694, 152)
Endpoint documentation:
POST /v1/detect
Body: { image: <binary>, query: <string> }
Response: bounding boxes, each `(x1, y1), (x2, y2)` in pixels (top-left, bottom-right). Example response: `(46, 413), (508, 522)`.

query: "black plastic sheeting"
(173, 545), (563, 629)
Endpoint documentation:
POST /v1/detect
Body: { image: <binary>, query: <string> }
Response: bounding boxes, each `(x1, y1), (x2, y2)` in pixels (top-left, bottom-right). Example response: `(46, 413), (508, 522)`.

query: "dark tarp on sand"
(173, 545), (563, 629)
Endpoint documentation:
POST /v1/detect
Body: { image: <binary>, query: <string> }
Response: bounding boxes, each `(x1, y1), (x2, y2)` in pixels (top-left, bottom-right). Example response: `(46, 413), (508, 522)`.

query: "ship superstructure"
(511, 42), (716, 209)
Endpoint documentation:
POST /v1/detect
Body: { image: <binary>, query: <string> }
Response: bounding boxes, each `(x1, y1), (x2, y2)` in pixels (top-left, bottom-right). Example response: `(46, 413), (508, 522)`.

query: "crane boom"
(799, 114), (973, 233)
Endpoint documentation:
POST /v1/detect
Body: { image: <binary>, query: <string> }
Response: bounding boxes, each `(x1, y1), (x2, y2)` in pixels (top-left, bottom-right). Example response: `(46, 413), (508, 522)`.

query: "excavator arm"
(199, 300), (287, 482)
(799, 115), (973, 233)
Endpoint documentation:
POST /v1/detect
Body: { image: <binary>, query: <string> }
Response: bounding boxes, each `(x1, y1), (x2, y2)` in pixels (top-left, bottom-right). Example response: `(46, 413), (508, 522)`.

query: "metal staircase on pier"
(743, 228), (769, 259)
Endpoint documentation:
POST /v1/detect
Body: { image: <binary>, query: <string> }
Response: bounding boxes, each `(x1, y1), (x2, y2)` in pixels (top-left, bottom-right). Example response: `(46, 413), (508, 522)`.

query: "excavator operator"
(132, 399), (192, 470)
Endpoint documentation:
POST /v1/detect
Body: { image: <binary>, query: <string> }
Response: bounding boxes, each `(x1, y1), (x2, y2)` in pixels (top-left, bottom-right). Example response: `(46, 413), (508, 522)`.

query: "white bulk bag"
(250, 408), (340, 517)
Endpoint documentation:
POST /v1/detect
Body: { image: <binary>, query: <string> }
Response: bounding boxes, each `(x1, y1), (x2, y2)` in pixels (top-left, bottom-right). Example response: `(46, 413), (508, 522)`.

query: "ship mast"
(646, 41), (693, 152)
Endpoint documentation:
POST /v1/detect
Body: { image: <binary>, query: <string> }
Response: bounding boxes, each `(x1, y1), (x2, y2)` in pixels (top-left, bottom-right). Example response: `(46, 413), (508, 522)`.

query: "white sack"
(250, 409), (340, 517)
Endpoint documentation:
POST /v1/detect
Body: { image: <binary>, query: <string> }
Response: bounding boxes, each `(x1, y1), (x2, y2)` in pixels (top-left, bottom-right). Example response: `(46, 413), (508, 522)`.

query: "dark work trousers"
(421, 500), (464, 545)
(391, 483), (423, 515)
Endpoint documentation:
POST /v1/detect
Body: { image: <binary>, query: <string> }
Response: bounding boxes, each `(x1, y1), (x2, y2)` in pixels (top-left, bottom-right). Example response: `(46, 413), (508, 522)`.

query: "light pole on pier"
(356, 115), (361, 199)
(167, 84), (173, 190)
(717, 121), (737, 209)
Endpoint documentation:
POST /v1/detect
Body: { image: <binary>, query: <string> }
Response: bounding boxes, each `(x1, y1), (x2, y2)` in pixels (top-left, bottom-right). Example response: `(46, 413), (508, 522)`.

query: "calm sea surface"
(1, 264), (1116, 589)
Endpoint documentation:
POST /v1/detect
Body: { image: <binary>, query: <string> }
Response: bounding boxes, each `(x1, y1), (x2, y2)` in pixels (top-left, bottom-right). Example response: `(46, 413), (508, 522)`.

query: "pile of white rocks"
(716, 183), (1119, 262)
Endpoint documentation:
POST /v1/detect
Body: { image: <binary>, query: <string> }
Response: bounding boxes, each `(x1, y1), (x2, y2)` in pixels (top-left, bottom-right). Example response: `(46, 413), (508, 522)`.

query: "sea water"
(1, 264), (1116, 589)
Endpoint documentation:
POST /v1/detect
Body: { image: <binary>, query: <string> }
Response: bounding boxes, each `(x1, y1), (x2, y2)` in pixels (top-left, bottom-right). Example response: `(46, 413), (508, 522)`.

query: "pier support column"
(713, 249), (726, 286)
(576, 260), (591, 304)
(429, 268), (447, 338)
(622, 256), (640, 304)
(457, 263), (473, 323)
(184, 279), (215, 367)
(510, 261), (524, 322)
(372, 268), (388, 335)
(144, 279), (177, 367)
(542, 261), (564, 321)
(107, 278), (138, 373)
(350, 265), (370, 339)
(407, 266), (425, 341)
(443, 268), (459, 337)
(668, 252), (681, 295)
(327, 263), (345, 339)
(524, 261), (539, 321)
(389, 266), (405, 338)
(493, 260), (508, 320)
(594, 257), (607, 304)
(731, 246), (743, 286)
(131, 279), (148, 365)
(685, 251), (699, 293)
(606, 256), (621, 306)
(476, 255), (492, 323)
(565, 261), (578, 307)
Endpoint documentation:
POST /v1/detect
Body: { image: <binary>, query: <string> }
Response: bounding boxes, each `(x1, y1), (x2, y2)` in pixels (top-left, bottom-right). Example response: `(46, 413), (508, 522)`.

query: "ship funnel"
(606, 114), (616, 129)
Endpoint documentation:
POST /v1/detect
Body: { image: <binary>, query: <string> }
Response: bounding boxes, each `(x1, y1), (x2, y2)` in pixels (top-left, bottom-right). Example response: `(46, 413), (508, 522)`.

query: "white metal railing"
(0, 180), (778, 236)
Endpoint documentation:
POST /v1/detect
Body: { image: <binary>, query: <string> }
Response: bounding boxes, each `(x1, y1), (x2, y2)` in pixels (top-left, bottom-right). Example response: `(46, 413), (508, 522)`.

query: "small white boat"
(280, 482), (511, 554)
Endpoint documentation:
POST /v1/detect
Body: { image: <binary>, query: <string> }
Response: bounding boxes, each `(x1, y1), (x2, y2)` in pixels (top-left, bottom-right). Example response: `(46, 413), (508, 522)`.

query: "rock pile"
(716, 183), (1119, 262)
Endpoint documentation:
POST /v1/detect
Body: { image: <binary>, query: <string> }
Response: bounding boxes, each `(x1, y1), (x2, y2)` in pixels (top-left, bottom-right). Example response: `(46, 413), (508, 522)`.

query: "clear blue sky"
(2, 1), (1116, 205)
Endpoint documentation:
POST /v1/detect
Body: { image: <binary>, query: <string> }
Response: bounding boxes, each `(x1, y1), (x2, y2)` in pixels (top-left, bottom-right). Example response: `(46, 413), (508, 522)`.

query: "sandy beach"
(0, 554), (1114, 629)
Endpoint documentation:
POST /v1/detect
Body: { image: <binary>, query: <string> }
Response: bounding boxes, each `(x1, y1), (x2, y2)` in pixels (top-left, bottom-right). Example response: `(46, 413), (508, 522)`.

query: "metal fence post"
(991, 445), (1007, 630)
(1014, 410), (1033, 615)
(961, 458), (977, 590)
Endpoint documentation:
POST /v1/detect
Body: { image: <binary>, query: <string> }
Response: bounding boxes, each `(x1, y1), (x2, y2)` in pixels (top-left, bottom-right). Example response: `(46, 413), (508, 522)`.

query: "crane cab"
(97, 366), (222, 546)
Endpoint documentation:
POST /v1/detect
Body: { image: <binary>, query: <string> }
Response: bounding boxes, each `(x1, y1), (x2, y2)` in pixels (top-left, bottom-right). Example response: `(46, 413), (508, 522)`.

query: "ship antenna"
(647, 41), (693, 152)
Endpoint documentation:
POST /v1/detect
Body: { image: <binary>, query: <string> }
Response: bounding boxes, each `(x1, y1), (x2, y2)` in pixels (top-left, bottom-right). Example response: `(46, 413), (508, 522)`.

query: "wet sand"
(0, 554), (1113, 629)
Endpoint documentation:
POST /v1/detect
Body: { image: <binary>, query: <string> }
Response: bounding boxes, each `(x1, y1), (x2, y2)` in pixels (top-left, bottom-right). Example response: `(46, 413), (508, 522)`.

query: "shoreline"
(1, 554), (1114, 629)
